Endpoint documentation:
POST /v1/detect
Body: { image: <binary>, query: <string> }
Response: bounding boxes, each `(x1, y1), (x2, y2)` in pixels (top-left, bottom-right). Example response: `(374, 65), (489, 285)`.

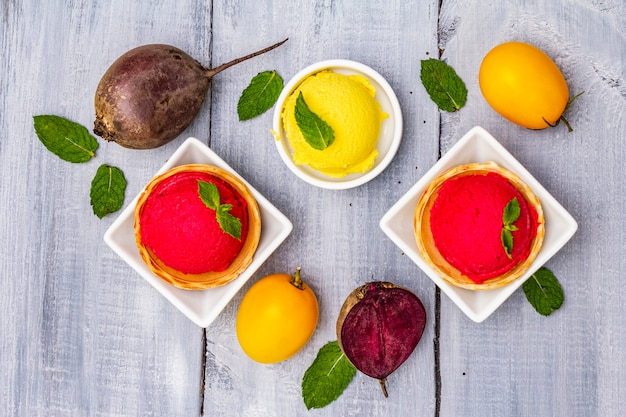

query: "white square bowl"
(380, 126), (577, 322)
(104, 137), (293, 327)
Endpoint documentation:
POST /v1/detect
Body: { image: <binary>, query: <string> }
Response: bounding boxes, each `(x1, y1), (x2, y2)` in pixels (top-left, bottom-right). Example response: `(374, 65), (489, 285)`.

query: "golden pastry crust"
(414, 162), (544, 290)
(134, 164), (261, 290)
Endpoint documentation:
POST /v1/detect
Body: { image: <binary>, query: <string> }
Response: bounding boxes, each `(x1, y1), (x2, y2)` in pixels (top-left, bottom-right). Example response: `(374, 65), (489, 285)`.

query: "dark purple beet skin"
(94, 45), (210, 149)
(337, 282), (427, 397)
(93, 39), (288, 149)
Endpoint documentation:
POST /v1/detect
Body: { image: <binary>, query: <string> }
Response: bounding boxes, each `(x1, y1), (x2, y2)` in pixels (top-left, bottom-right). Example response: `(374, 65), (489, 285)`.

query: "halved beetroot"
(336, 282), (427, 397)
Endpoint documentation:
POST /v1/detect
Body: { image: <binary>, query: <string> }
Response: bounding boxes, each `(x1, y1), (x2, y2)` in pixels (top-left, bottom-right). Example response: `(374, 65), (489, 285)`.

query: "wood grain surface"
(1, 0), (624, 416)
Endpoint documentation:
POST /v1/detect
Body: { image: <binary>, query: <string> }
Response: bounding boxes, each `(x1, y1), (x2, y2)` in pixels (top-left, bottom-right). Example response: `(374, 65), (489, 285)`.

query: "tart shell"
(414, 162), (544, 290)
(134, 164), (261, 290)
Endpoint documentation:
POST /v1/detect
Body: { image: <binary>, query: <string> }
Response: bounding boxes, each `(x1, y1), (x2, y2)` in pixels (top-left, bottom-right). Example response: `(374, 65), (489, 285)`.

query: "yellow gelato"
(281, 70), (387, 178)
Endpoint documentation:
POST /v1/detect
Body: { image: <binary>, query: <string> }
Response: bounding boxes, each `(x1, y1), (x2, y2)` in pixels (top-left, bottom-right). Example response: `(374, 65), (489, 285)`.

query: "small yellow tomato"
(479, 41), (569, 129)
(236, 267), (319, 364)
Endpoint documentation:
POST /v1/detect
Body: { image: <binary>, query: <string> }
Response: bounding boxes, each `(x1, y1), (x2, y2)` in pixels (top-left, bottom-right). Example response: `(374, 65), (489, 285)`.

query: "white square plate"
(380, 126), (577, 322)
(104, 137), (293, 327)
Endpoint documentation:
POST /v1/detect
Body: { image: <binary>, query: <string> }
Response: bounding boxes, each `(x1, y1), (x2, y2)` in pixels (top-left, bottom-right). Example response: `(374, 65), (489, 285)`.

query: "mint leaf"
(198, 181), (220, 210)
(501, 197), (521, 258)
(419, 59), (467, 112)
(34, 115), (98, 163)
(90, 164), (126, 219)
(216, 204), (242, 240)
(503, 197), (521, 225)
(237, 70), (284, 121)
(294, 92), (335, 150)
(198, 180), (242, 240)
(501, 229), (514, 258)
(302, 341), (356, 410)
(522, 267), (564, 316)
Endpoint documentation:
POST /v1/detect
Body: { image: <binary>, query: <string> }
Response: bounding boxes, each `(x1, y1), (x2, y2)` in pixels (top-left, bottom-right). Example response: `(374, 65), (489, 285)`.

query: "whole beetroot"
(336, 282), (426, 397)
(94, 39), (287, 149)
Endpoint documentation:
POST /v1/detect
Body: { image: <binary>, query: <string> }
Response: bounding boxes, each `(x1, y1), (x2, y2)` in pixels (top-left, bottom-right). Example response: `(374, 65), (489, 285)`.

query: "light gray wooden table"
(1, 1), (624, 416)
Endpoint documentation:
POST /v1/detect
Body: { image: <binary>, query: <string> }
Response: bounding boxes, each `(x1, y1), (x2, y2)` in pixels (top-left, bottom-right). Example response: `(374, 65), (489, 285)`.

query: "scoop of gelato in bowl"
(273, 60), (402, 189)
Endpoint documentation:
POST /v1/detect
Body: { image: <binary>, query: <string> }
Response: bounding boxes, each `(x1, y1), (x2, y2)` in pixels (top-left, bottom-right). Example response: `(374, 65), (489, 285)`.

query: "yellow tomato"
(236, 267), (319, 364)
(479, 42), (569, 129)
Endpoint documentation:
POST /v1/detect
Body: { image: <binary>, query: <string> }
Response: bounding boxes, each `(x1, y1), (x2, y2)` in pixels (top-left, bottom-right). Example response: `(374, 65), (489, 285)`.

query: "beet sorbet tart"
(414, 162), (544, 290)
(134, 164), (261, 290)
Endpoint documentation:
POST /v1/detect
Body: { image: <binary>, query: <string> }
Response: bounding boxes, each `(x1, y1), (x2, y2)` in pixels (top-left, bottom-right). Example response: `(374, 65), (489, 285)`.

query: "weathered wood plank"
(203, 0), (440, 415)
(1, 1), (210, 415)
(438, 1), (626, 416)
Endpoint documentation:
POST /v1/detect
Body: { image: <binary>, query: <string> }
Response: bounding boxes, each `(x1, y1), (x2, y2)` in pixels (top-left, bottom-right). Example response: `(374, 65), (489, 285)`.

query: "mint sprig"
(419, 59), (467, 112)
(198, 180), (242, 240)
(33, 115), (99, 163)
(90, 164), (127, 218)
(302, 341), (356, 410)
(237, 70), (284, 121)
(501, 197), (521, 258)
(294, 91), (335, 150)
(522, 267), (564, 316)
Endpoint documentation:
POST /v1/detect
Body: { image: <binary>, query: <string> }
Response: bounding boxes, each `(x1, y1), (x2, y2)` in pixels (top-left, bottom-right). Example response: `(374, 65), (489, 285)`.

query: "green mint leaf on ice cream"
(198, 180), (221, 210)
(198, 181), (242, 240)
(237, 70), (284, 121)
(503, 196), (521, 224)
(90, 164), (126, 219)
(294, 91), (335, 150)
(522, 267), (564, 316)
(501, 228), (514, 258)
(501, 197), (521, 258)
(33, 115), (99, 163)
(419, 58), (467, 112)
(302, 341), (356, 410)
(216, 204), (242, 241)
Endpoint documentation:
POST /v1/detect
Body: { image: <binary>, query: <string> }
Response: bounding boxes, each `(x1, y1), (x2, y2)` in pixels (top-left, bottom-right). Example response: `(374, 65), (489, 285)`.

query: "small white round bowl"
(272, 59), (403, 190)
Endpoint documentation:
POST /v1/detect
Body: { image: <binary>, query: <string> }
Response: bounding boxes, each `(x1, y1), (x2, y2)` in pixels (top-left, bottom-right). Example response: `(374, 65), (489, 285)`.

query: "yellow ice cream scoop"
(281, 70), (388, 178)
